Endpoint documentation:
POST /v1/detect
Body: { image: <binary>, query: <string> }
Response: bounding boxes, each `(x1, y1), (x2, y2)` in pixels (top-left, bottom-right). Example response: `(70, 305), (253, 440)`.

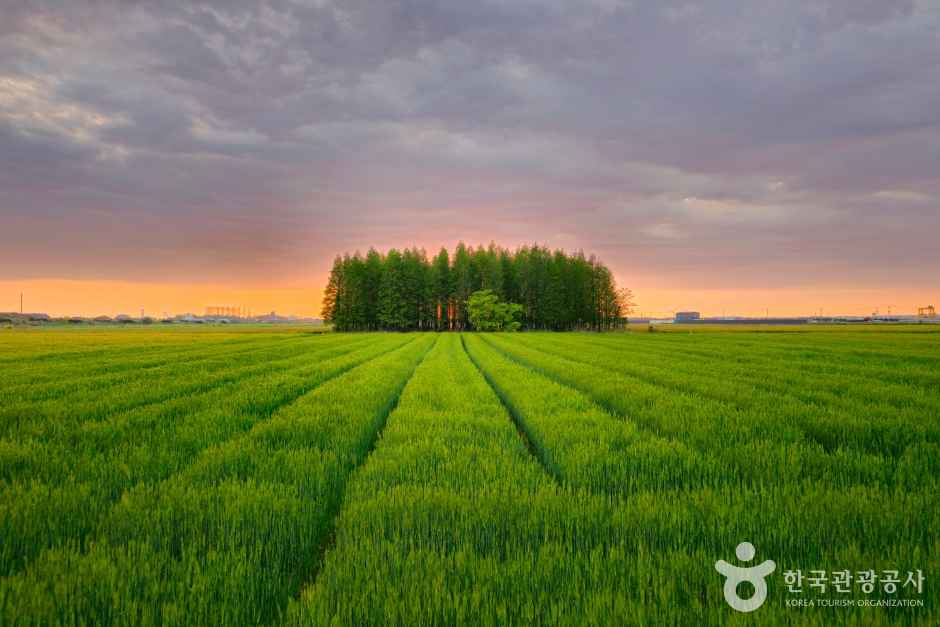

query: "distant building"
(93, 315), (113, 323)
(256, 311), (289, 323)
(675, 311), (701, 322)
(0, 312), (50, 322)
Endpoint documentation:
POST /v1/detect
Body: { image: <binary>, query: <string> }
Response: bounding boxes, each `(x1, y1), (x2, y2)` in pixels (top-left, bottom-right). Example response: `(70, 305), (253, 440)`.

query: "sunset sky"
(2, 1), (938, 318)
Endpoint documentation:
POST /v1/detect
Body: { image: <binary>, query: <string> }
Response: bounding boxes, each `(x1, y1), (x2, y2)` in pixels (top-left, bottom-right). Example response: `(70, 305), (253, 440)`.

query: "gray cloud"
(1, 0), (938, 291)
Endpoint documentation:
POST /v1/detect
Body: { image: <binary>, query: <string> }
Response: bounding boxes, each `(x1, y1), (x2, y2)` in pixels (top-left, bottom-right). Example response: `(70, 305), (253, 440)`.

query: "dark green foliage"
(322, 242), (628, 331)
(431, 247), (451, 331)
(378, 249), (408, 330)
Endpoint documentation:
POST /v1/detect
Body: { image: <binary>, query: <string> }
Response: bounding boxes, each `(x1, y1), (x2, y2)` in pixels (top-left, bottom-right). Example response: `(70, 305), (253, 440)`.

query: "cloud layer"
(2, 1), (938, 313)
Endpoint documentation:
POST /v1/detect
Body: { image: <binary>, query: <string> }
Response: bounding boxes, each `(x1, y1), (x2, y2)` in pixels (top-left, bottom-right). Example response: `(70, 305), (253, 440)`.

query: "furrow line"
(1, 336), (412, 578)
(1, 333), (336, 401)
(289, 334), (439, 613)
(524, 333), (940, 404)
(461, 334), (563, 485)
(0, 336), (373, 440)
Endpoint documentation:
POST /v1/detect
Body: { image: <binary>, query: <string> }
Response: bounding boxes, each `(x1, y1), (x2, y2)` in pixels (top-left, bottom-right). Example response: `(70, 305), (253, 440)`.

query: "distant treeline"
(321, 243), (631, 331)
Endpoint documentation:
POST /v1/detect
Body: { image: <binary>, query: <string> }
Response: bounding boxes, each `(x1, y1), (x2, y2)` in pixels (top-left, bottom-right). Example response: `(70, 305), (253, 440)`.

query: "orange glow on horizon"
(2, 278), (933, 320)
(0, 279), (326, 319)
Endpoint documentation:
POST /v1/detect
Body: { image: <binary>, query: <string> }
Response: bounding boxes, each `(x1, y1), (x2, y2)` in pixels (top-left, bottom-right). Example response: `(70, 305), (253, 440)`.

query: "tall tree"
(378, 249), (408, 330)
(321, 255), (344, 326)
(452, 242), (472, 330)
(431, 247), (451, 331)
(363, 248), (383, 330)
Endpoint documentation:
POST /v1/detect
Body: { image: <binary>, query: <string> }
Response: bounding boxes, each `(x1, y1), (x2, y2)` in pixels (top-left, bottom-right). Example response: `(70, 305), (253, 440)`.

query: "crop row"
(0, 334), (412, 578)
(0, 334), (377, 440)
(483, 334), (939, 465)
(2, 328), (937, 625)
(524, 332), (940, 406)
(0, 331), (311, 400)
(0, 327), (297, 368)
(282, 333), (938, 625)
(459, 334), (939, 625)
(584, 330), (940, 381)
(2, 335), (435, 625)
(287, 334), (555, 624)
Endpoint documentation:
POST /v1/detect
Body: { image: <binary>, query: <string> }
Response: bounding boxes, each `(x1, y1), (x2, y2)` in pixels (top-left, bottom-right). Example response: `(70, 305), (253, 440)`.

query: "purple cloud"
(1, 0), (938, 295)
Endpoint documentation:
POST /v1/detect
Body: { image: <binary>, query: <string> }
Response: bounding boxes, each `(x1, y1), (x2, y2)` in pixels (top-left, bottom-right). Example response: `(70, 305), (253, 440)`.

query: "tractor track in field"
(476, 333), (831, 464)
(476, 334), (669, 437)
(481, 335), (930, 460)
(516, 334), (937, 422)
(0, 333), (298, 368)
(1, 334), (352, 403)
(470, 336), (881, 501)
(5, 337), (416, 580)
(0, 337), (378, 440)
(285, 334), (439, 620)
(534, 333), (940, 390)
(490, 334), (792, 418)
(461, 334), (563, 487)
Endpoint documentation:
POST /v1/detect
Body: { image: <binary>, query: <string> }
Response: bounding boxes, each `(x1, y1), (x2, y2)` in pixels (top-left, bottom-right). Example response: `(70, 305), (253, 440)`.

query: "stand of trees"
(321, 243), (632, 332)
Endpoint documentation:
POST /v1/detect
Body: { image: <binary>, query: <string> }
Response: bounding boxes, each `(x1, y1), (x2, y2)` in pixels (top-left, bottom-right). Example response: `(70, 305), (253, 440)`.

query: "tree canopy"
(321, 243), (632, 331)
(466, 290), (523, 332)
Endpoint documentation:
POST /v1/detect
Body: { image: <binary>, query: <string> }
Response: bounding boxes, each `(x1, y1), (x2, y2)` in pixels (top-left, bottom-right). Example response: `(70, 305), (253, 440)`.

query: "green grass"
(1, 325), (937, 625)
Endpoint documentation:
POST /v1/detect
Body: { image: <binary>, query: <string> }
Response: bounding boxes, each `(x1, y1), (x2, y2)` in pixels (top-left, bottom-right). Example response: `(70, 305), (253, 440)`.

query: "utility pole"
(20, 292), (23, 314)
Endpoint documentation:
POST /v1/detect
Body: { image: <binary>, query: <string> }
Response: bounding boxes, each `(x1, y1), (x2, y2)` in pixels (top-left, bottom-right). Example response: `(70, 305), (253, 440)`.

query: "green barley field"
(1, 326), (938, 625)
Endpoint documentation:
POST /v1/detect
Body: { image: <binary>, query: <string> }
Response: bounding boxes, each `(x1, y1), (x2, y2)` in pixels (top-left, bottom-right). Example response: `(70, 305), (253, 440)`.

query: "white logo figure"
(715, 542), (776, 612)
